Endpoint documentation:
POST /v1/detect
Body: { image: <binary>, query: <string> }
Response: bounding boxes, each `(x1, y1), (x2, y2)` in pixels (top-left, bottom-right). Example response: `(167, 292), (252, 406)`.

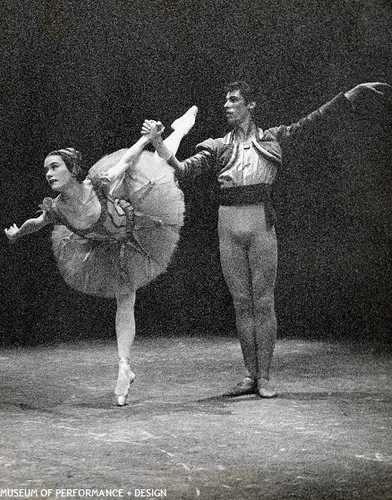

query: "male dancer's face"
(224, 89), (254, 128)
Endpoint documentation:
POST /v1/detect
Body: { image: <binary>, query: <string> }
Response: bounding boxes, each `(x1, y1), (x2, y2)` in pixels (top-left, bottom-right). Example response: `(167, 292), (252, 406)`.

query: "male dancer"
(143, 81), (390, 398)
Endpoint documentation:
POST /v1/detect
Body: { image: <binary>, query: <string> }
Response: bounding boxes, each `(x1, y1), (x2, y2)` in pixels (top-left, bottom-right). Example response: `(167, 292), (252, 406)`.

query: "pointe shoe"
(256, 378), (278, 398)
(115, 359), (135, 406)
(222, 376), (257, 397)
(171, 105), (198, 133)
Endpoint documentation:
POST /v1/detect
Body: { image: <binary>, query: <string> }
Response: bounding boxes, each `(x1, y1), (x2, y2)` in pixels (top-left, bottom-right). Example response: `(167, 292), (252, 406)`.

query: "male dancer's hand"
(344, 82), (392, 114)
(141, 120), (165, 141)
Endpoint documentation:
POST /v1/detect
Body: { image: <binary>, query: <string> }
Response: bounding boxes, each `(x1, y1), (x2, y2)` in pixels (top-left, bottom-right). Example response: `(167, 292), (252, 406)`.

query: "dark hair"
(225, 81), (256, 105)
(47, 147), (84, 181)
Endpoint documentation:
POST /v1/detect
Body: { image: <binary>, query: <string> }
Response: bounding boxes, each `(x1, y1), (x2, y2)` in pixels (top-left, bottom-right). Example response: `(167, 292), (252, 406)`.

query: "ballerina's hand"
(141, 120), (165, 141)
(4, 224), (20, 242)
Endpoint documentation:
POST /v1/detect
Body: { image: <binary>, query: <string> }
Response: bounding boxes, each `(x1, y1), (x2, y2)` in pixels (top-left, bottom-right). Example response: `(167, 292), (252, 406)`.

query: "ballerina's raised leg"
(152, 106), (198, 159)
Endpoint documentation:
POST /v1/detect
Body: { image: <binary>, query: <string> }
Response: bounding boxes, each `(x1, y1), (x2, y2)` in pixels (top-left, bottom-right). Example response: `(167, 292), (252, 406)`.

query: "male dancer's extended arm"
(142, 120), (215, 180)
(270, 82), (391, 144)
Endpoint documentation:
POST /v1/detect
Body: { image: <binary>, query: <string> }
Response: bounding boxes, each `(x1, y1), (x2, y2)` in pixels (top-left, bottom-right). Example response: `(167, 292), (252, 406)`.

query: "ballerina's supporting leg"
(156, 106), (198, 156)
(115, 291), (137, 406)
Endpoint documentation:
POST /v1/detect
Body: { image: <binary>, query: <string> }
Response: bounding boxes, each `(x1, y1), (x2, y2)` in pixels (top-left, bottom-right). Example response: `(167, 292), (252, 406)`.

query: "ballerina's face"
(44, 155), (73, 192)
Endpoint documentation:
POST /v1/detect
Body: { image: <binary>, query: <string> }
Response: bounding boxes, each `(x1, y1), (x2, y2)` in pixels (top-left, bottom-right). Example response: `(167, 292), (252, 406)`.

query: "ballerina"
(4, 105), (198, 406)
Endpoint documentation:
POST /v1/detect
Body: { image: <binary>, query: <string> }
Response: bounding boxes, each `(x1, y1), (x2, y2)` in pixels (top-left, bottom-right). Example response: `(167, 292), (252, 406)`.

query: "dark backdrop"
(1, 0), (391, 349)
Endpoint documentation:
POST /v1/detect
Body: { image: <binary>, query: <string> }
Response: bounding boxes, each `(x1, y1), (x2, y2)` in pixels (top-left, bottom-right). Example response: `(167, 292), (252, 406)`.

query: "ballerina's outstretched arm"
(103, 135), (151, 184)
(4, 214), (50, 243)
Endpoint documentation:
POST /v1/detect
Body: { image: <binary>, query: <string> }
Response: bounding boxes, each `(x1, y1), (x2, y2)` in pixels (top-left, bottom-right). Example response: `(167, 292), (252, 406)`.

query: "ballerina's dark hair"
(47, 147), (84, 181)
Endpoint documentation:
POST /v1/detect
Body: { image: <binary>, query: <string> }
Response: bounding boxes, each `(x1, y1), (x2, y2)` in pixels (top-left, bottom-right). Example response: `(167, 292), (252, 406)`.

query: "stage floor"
(0, 336), (391, 499)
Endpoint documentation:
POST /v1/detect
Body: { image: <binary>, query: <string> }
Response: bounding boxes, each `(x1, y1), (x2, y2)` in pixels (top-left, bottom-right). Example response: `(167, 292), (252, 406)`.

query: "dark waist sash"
(215, 184), (276, 227)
